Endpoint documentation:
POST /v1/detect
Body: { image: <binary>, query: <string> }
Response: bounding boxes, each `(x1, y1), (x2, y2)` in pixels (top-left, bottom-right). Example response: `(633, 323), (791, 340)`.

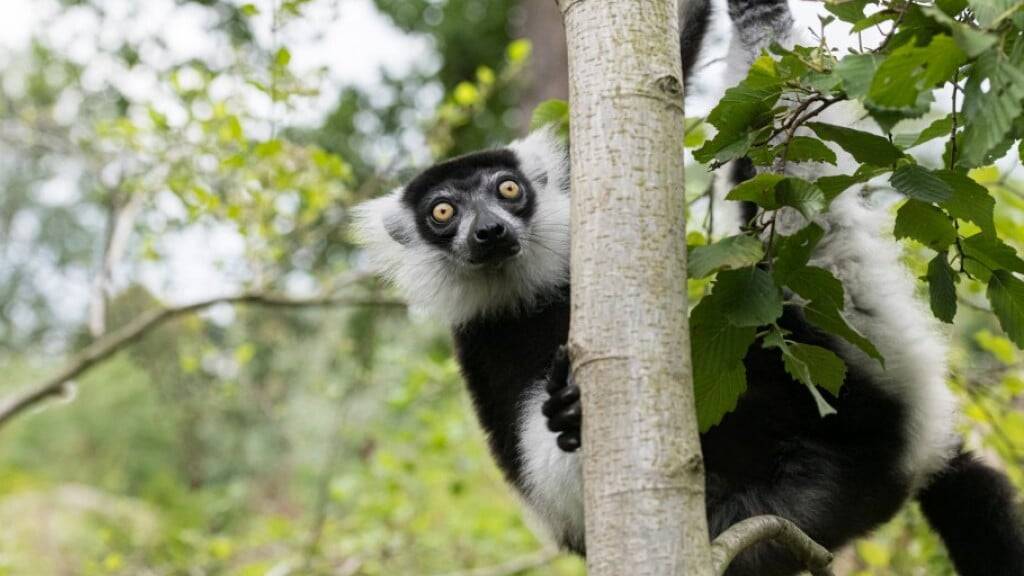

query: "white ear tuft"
(352, 189), (412, 276)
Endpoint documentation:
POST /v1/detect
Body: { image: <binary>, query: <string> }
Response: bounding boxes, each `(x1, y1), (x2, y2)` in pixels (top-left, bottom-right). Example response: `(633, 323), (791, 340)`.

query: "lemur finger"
(546, 345), (571, 394)
(546, 402), (581, 433)
(541, 384), (580, 418)
(557, 432), (581, 453)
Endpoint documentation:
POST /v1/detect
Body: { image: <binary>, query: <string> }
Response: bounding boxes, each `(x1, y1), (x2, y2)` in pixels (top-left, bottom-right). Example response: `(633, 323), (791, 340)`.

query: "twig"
(430, 548), (561, 576)
(0, 283), (404, 429)
(710, 515), (834, 576)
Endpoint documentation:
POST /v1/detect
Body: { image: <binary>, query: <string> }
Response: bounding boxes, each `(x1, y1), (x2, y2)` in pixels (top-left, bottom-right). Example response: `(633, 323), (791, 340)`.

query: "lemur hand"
(542, 345), (581, 453)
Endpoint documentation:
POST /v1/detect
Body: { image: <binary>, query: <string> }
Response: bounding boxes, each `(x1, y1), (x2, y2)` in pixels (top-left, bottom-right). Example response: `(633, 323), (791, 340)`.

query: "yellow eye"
(432, 202), (455, 223)
(498, 180), (521, 199)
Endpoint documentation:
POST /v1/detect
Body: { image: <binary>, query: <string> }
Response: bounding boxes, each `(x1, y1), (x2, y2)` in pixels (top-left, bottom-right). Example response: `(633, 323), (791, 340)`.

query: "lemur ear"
(353, 189), (414, 247)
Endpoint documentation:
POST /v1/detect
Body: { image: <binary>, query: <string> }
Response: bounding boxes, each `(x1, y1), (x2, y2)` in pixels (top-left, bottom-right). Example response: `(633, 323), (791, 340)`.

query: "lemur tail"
(679, 0), (713, 81)
(917, 450), (1024, 576)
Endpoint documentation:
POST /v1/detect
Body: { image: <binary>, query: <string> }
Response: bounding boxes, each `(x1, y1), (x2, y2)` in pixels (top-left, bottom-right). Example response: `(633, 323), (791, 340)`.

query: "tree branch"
(0, 283), (405, 429)
(710, 516), (834, 576)
(430, 548), (560, 576)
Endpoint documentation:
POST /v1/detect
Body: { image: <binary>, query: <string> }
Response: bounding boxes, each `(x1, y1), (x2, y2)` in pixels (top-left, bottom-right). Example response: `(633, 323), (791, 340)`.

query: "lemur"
(354, 0), (1024, 574)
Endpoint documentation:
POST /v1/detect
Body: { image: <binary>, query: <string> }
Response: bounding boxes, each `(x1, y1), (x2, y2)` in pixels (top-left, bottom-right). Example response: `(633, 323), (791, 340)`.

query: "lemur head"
(354, 128), (570, 325)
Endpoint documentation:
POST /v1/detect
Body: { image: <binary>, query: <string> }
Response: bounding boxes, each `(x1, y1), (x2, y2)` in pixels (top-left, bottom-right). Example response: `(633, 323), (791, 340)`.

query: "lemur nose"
(474, 222), (507, 243)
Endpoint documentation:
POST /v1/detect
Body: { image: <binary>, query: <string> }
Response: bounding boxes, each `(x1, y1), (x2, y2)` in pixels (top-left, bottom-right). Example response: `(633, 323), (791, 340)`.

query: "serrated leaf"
(836, 53), (883, 99)
(714, 267), (784, 327)
(775, 178), (827, 220)
(762, 331), (843, 416)
(890, 165), (953, 203)
(962, 234), (1024, 281)
(816, 164), (891, 199)
(894, 200), (956, 250)
(691, 297), (757, 431)
(804, 302), (885, 364)
(825, 0), (871, 23)
(774, 224), (825, 280)
(927, 252), (958, 323)
(937, 170), (995, 236)
(867, 36), (965, 113)
(988, 270), (1024, 349)
(787, 266), (846, 311)
(727, 173), (786, 207)
(958, 50), (1024, 169)
(779, 136), (837, 165)
(806, 122), (903, 166)
(896, 115), (953, 148)
(689, 235), (765, 279)
(694, 63), (782, 165)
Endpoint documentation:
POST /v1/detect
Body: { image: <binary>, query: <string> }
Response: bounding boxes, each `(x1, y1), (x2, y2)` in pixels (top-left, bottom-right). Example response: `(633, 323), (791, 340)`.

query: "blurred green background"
(0, 1), (1020, 575)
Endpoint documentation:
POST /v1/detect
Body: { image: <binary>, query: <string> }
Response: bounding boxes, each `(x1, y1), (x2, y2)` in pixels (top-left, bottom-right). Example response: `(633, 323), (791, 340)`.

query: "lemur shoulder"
(355, 1), (1024, 574)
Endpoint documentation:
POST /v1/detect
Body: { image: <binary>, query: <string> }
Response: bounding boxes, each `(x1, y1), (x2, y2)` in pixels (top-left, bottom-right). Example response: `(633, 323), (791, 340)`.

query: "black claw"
(546, 345), (571, 394)
(547, 403), (581, 433)
(557, 433), (581, 452)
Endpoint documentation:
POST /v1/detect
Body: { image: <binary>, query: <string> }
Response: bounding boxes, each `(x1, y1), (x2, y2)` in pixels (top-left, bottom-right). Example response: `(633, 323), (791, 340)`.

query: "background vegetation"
(0, 1), (1021, 575)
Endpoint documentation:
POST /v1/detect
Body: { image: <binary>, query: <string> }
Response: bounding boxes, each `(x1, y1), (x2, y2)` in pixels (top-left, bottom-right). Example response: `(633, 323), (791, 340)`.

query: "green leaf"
(530, 99), (569, 138)
(778, 136), (837, 165)
(714, 267), (784, 327)
(896, 115), (953, 148)
(689, 235), (765, 279)
(958, 50), (1024, 168)
(806, 122), (903, 166)
(774, 224), (825, 281)
(274, 47), (292, 67)
(824, 0), (871, 23)
(890, 164), (953, 203)
(927, 252), (958, 323)
(691, 297), (757, 431)
(816, 164), (891, 199)
(694, 57), (782, 165)
(787, 343), (848, 397)
(851, 10), (896, 32)
(867, 36), (965, 113)
(968, 0), (1017, 26)
(894, 200), (956, 250)
(988, 270), (1024, 349)
(962, 234), (1024, 281)
(836, 53), (883, 99)
(727, 173), (786, 207)
(804, 302), (884, 365)
(775, 178), (827, 220)
(937, 170), (996, 236)
(507, 39), (532, 63)
(787, 266), (845, 311)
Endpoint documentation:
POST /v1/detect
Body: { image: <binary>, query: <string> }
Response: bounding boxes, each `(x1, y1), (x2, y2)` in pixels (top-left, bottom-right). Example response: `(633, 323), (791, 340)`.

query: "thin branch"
(710, 515), (834, 576)
(430, 548), (561, 576)
(0, 284), (405, 429)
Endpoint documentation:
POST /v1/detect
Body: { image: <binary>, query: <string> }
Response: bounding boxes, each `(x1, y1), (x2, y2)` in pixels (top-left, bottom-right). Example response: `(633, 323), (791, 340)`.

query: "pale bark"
(559, 1), (712, 574)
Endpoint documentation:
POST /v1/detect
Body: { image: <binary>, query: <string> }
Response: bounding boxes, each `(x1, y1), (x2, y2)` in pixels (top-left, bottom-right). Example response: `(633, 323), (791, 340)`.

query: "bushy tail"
(679, 0), (713, 81)
(918, 451), (1024, 576)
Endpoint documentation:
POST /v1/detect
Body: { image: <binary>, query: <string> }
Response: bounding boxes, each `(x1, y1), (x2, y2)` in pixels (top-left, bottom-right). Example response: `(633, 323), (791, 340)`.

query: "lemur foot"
(542, 345), (581, 453)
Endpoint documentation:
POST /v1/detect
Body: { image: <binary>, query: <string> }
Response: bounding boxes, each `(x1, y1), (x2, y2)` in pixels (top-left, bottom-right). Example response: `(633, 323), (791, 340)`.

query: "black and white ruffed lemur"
(354, 0), (1024, 574)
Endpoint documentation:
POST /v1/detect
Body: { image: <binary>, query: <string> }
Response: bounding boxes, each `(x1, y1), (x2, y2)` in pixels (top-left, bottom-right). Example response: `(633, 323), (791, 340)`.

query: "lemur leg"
(543, 345), (582, 453)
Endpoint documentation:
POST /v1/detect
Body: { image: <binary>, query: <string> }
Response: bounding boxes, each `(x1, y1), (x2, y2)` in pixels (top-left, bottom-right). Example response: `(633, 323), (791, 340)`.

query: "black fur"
(919, 451), (1024, 576)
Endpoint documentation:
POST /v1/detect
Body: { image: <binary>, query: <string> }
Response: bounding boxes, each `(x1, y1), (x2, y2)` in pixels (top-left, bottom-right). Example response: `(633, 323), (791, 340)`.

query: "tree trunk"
(559, 0), (712, 574)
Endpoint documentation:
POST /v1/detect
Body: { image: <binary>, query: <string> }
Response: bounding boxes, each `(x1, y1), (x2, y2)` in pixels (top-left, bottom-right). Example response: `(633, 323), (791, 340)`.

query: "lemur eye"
(432, 202), (455, 223)
(498, 180), (521, 199)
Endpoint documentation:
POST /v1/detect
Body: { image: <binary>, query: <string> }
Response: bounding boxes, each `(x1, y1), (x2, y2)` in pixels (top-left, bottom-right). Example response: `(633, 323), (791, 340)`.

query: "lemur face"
(401, 149), (538, 267)
(354, 129), (569, 323)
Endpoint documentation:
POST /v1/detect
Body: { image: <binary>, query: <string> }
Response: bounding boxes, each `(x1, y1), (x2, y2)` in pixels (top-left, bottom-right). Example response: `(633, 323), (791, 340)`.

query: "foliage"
(678, 0), (1024, 431)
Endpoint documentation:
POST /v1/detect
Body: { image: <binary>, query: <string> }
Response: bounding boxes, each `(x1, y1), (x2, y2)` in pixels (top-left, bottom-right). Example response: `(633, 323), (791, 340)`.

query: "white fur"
(723, 20), (960, 484)
(353, 128), (570, 326)
(517, 384), (584, 549)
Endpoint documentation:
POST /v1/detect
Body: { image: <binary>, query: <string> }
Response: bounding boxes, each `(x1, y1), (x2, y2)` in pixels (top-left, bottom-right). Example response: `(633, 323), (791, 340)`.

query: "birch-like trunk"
(559, 0), (712, 574)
